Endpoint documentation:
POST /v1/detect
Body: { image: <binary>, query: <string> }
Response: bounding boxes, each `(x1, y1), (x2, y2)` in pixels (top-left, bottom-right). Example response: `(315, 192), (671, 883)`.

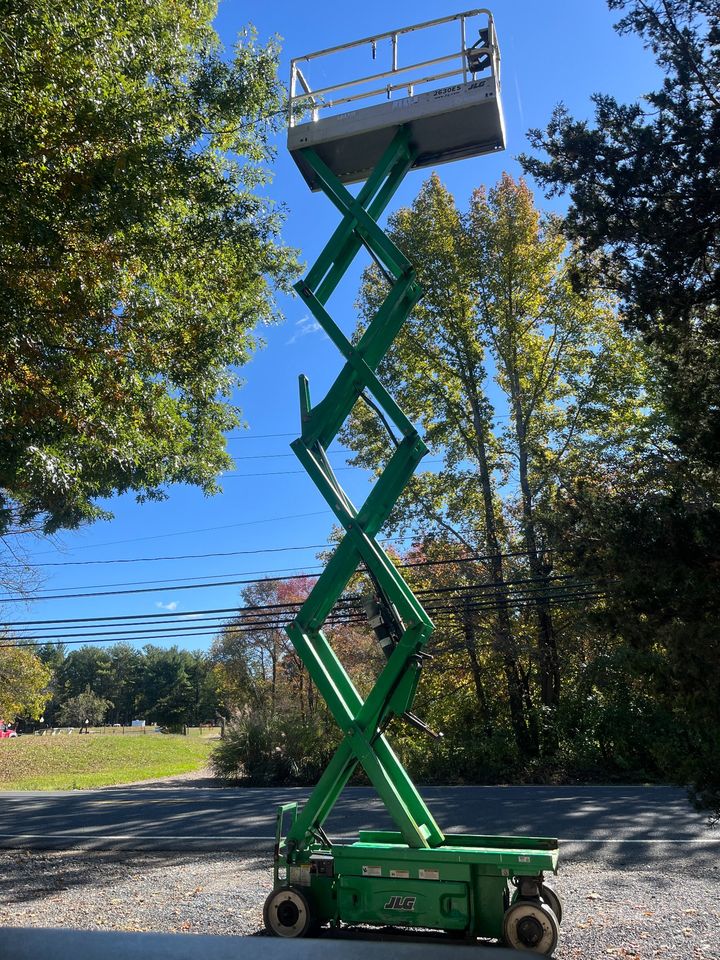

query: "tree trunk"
(467, 389), (539, 757)
(299, 664), (306, 723)
(461, 600), (492, 735)
(512, 385), (561, 715)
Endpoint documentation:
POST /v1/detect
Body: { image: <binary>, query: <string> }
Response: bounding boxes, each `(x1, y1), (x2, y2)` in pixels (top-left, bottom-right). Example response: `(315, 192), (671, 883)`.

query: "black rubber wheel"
(540, 882), (563, 925)
(263, 887), (314, 938)
(503, 900), (559, 955)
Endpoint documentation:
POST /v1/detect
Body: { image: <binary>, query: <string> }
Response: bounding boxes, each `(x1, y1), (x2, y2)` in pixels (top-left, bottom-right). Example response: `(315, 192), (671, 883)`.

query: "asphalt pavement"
(1, 784), (718, 867)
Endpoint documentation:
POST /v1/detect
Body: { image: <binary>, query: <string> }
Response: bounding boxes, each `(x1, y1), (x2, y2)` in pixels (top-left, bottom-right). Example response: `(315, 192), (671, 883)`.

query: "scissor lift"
(264, 10), (561, 954)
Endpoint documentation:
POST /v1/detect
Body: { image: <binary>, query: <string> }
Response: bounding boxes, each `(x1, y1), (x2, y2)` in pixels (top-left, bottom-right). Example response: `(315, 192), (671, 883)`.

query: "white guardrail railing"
(289, 9), (500, 126)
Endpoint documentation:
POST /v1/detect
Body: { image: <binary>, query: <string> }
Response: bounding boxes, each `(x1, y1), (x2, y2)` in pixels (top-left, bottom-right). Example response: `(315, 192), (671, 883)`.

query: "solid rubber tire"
(263, 887), (314, 938)
(540, 882), (563, 925)
(503, 900), (559, 955)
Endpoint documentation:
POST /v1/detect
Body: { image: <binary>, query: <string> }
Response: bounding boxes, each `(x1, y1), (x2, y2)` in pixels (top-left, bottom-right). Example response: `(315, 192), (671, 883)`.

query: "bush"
(210, 710), (336, 786)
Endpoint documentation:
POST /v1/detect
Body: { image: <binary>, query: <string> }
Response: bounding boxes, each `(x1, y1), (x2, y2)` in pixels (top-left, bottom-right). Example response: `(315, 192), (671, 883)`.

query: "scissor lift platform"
(289, 76), (504, 190)
(268, 10), (562, 955)
(272, 803), (560, 951)
(287, 9), (505, 190)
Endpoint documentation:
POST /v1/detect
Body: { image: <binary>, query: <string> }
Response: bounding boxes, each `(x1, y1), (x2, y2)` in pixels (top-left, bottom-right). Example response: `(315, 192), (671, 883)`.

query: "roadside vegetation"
(0, 734), (212, 791)
(209, 0), (720, 820)
(0, 0), (717, 822)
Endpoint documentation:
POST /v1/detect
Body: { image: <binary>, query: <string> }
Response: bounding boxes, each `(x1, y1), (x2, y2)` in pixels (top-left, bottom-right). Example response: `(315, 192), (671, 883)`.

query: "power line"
(21, 565), (324, 593)
(22, 555), (569, 596)
(0, 548), (575, 603)
(30, 509), (331, 555)
(1, 580), (607, 645)
(4, 577), (602, 636)
(226, 446), (346, 458)
(19, 533), (418, 573)
(220, 458), (445, 479)
(9, 538), (569, 570)
(21, 549), (331, 569)
(225, 432), (297, 440)
(0, 574), (306, 604)
(1, 605), (244, 628)
(3, 575), (604, 631)
(0, 585), (607, 650)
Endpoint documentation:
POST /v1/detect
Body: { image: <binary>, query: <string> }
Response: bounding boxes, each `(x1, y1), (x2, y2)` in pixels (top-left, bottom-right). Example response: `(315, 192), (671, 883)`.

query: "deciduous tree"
(0, 643), (52, 720)
(346, 173), (646, 757)
(57, 687), (112, 727)
(520, 0), (720, 813)
(0, 0), (297, 537)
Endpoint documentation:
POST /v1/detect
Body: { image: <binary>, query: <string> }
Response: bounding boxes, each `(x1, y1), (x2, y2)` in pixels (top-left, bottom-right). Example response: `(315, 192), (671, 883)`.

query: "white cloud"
(286, 315), (325, 345)
(155, 601), (178, 611)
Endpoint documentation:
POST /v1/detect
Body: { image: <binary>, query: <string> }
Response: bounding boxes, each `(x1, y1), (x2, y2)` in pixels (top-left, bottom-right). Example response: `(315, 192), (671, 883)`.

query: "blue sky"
(5, 0), (660, 650)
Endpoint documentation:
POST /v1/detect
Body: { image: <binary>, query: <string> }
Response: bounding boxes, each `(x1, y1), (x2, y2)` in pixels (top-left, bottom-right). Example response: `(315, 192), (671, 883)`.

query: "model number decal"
(433, 84), (462, 98)
(384, 895), (417, 911)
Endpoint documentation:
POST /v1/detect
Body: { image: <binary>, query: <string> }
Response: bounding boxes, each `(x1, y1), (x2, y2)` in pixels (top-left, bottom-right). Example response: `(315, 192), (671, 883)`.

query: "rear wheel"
(503, 900), (559, 955)
(263, 887), (314, 938)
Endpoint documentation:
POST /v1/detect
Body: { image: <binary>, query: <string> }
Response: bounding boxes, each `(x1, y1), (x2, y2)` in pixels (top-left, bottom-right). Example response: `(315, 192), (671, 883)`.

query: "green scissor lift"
(263, 11), (561, 954)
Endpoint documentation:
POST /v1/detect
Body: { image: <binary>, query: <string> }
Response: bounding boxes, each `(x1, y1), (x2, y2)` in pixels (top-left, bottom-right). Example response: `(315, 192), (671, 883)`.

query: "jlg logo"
(384, 895), (416, 911)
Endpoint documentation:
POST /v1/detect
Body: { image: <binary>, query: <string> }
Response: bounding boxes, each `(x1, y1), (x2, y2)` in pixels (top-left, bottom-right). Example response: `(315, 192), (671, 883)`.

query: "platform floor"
(288, 77), (505, 190)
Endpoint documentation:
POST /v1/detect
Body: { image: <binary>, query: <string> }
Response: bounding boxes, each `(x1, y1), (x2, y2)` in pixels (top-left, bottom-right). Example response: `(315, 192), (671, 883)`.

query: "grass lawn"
(0, 734), (214, 790)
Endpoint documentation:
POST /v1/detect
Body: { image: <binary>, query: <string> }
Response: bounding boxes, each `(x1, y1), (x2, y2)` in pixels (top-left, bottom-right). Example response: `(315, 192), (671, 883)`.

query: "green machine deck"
(264, 12), (561, 954)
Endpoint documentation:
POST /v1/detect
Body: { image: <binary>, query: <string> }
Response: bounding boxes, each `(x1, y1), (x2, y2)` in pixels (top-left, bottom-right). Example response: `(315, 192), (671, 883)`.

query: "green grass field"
(0, 734), (214, 790)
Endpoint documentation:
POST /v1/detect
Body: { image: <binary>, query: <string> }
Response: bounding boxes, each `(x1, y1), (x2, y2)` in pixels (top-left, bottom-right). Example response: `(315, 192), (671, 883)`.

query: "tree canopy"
(521, 0), (720, 467)
(57, 688), (112, 727)
(0, 644), (51, 720)
(46, 642), (220, 727)
(521, 0), (720, 813)
(344, 173), (646, 759)
(0, 0), (297, 536)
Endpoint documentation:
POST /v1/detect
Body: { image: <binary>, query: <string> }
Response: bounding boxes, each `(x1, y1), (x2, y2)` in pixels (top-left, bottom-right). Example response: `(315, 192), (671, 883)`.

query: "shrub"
(210, 710), (336, 786)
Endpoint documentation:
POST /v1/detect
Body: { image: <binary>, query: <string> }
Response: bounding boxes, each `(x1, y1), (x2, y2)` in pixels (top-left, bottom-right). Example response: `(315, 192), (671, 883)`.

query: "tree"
(521, 0), (720, 467)
(346, 173), (645, 758)
(139, 645), (194, 726)
(0, 644), (52, 720)
(47, 642), (218, 727)
(34, 642), (67, 725)
(520, 0), (720, 812)
(57, 646), (114, 703)
(208, 575), (376, 783)
(211, 576), (326, 720)
(0, 0), (298, 537)
(105, 644), (143, 725)
(57, 687), (112, 726)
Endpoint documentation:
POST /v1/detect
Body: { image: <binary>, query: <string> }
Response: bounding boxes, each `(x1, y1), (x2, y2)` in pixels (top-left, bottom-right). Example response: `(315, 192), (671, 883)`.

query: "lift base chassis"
(272, 804), (559, 942)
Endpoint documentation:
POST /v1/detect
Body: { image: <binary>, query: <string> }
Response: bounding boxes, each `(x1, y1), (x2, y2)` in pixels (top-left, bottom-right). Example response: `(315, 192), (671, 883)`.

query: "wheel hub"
(517, 915), (544, 947)
(276, 899), (300, 928)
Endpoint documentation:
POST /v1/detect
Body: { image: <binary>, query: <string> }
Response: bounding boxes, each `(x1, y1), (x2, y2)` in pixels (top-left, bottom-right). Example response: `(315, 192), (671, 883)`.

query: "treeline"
(1, 1), (717, 817)
(33, 643), (221, 729)
(215, 0), (720, 818)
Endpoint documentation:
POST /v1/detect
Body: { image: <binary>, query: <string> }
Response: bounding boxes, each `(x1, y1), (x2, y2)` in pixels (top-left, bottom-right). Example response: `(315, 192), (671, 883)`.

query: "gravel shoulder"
(1, 849), (718, 959)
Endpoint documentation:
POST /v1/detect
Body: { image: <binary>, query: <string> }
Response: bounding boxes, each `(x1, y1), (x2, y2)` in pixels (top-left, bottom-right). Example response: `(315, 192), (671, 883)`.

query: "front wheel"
(503, 900), (559, 955)
(263, 886), (314, 938)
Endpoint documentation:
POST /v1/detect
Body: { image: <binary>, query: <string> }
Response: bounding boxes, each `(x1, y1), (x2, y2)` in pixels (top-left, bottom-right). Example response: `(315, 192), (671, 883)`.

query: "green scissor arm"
(284, 126), (445, 859)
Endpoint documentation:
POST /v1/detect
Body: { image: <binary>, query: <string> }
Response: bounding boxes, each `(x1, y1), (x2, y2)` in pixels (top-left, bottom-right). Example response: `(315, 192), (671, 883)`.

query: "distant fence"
(32, 725), (222, 737)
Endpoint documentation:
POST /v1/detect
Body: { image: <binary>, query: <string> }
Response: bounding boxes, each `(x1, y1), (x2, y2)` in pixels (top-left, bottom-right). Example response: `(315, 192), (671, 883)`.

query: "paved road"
(1, 784), (718, 866)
